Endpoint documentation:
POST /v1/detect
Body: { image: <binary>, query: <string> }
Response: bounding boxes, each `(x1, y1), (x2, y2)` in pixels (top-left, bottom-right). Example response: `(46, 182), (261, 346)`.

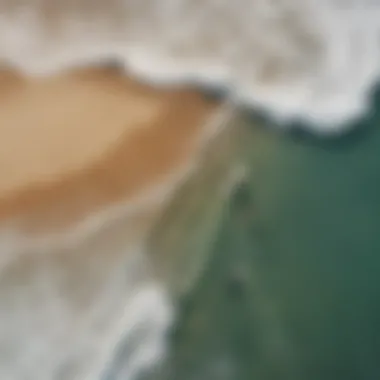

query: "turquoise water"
(165, 90), (380, 380)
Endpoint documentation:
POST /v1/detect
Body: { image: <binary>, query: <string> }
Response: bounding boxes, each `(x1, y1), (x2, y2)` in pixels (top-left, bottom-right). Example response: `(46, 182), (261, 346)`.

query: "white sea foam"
(127, 0), (380, 133)
(0, 226), (174, 380)
(1, 0), (380, 133)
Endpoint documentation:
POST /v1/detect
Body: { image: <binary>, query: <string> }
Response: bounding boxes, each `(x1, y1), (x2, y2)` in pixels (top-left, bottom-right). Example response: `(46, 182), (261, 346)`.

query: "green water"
(164, 91), (380, 379)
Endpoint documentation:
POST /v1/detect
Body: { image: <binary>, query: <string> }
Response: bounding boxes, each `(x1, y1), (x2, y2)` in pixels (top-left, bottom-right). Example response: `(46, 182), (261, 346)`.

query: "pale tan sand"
(0, 67), (225, 379)
(0, 67), (219, 235)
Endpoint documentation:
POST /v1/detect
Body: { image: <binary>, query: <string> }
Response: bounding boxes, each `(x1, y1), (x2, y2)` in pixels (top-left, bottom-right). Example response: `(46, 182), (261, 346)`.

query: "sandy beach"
(0, 66), (225, 379)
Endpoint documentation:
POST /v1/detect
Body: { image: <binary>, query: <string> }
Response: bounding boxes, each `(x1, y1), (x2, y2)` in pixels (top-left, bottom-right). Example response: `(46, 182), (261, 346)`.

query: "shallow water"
(163, 87), (380, 380)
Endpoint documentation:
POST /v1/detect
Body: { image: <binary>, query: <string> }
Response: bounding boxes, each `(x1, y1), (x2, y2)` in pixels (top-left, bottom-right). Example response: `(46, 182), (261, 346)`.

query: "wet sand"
(0, 67), (225, 380)
(0, 67), (219, 235)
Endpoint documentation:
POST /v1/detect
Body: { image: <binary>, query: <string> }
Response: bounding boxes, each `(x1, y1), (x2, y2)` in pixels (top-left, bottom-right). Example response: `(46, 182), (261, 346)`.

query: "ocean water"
(2, 1), (380, 379)
(164, 86), (380, 380)
(104, 2), (380, 377)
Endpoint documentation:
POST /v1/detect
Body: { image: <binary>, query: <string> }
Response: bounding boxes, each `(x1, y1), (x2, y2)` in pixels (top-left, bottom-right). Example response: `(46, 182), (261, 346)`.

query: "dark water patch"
(240, 85), (380, 379)
(159, 83), (380, 380)
(200, 83), (230, 103)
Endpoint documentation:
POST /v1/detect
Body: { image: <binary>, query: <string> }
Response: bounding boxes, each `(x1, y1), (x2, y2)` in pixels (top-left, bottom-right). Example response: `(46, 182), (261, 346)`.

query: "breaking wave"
(123, 0), (380, 134)
(3, 0), (380, 134)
